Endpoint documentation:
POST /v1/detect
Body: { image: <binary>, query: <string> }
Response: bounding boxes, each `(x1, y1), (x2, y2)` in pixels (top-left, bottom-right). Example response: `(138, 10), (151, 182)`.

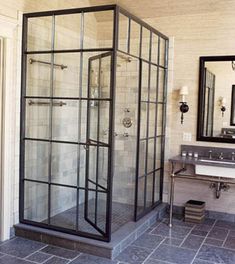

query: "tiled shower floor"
(3, 215), (235, 263)
(45, 200), (134, 235)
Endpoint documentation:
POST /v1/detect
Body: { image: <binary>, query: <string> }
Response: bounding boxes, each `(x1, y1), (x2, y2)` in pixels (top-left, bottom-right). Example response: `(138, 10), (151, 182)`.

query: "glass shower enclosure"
(20, 5), (168, 242)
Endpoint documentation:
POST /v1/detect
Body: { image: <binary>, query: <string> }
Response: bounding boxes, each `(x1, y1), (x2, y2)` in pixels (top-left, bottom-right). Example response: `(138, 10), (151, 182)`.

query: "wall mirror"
(197, 55), (235, 143)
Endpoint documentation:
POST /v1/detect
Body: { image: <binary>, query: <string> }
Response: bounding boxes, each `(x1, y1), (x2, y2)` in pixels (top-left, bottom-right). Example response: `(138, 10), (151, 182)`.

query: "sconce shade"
(221, 97), (226, 106)
(179, 86), (189, 96)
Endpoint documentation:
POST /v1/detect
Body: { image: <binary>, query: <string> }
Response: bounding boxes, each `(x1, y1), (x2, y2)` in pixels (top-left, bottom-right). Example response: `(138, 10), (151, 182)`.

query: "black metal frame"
(197, 55), (235, 143)
(20, 4), (168, 242)
(231, 85), (235, 126)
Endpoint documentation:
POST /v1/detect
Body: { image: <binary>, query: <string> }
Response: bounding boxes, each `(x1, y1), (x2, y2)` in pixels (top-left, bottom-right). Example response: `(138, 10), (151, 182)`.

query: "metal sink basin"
(199, 158), (235, 166)
(195, 158), (235, 178)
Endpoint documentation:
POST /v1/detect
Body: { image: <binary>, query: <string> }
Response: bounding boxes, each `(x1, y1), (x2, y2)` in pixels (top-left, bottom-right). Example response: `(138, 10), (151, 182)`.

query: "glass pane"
(147, 138), (155, 173)
(82, 52), (110, 98)
(87, 190), (96, 224)
(53, 53), (80, 98)
(25, 99), (50, 140)
(25, 140), (49, 182)
(137, 176), (145, 215)
(100, 55), (111, 99)
(51, 143), (77, 186)
(99, 101), (110, 144)
(157, 104), (163, 136)
(159, 38), (166, 67)
(98, 147), (108, 189)
(77, 190), (99, 235)
(80, 100), (87, 144)
(158, 68), (165, 102)
(88, 145), (97, 184)
(150, 65), (157, 102)
(55, 14), (81, 50)
(148, 103), (156, 138)
(130, 20), (140, 57)
(140, 103), (148, 139)
(97, 192), (107, 232)
(24, 181), (48, 222)
(118, 14), (129, 52)
(88, 55), (112, 100)
(142, 28), (150, 61)
(78, 146), (86, 188)
(84, 11), (113, 49)
(151, 34), (159, 64)
(52, 100), (78, 142)
(155, 138), (162, 169)
(141, 62), (149, 101)
(50, 185), (76, 230)
(27, 16), (52, 51)
(139, 140), (146, 176)
(26, 54), (51, 97)
(146, 173), (154, 207)
(154, 170), (161, 203)
(89, 100), (98, 142)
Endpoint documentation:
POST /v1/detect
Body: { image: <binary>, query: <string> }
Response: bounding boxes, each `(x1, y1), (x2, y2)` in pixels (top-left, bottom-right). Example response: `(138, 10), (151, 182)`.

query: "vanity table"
(168, 145), (235, 228)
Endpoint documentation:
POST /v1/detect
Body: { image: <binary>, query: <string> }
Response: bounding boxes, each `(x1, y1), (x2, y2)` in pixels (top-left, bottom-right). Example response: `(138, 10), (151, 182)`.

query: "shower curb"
(14, 203), (167, 259)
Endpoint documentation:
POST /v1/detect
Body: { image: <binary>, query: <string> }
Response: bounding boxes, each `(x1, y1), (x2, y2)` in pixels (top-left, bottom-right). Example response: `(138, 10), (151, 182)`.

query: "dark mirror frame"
(197, 55), (235, 144)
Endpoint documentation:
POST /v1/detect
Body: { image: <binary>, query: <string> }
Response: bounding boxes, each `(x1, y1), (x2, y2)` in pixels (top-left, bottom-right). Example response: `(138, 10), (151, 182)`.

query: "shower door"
(85, 52), (113, 238)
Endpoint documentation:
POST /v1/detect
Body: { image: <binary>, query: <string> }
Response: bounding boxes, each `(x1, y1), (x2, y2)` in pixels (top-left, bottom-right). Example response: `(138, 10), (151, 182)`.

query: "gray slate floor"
(2, 215), (235, 263)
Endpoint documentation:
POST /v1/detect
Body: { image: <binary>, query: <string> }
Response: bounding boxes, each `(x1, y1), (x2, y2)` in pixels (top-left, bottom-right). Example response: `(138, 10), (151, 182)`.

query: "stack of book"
(185, 200), (205, 223)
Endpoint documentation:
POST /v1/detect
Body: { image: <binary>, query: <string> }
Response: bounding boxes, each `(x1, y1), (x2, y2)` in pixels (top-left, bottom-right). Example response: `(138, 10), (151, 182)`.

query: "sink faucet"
(232, 152), (235, 161)
(219, 152), (224, 160)
(208, 150), (213, 159)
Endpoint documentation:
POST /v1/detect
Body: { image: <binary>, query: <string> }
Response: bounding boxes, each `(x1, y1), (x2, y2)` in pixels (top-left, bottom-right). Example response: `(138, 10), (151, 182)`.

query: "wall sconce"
(179, 86), (189, 124)
(219, 97), (226, 117)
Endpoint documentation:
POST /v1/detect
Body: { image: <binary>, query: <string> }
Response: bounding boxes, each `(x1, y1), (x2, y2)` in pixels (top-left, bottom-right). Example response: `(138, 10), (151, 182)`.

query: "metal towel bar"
(28, 100), (66, 106)
(29, 58), (68, 70)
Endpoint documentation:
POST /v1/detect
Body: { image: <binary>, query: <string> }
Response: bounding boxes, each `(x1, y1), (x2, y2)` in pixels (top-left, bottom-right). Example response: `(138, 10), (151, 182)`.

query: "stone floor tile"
(40, 245), (79, 259)
(70, 253), (117, 264)
(203, 238), (223, 247)
(193, 224), (212, 232)
(44, 256), (70, 264)
(181, 234), (204, 250)
(197, 244), (235, 264)
(207, 227), (229, 240)
(162, 218), (195, 228)
(26, 252), (51, 263)
(193, 259), (214, 264)
(115, 245), (152, 264)
(150, 244), (196, 264)
(215, 220), (235, 230)
(144, 259), (169, 264)
(163, 237), (183, 246)
(190, 230), (208, 237)
(0, 237), (45, 258)
(151, 223), (191, 239)
(132, 234), (164, 249)
(0, 255), (33, 263)
(224, 236), (235, 250)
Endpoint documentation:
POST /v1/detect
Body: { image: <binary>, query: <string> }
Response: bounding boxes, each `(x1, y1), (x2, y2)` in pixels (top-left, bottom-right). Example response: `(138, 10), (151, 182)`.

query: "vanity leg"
(169, 174), (175, 228)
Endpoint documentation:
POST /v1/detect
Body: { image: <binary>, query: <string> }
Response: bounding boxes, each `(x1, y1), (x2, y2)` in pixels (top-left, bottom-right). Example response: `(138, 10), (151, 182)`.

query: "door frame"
(0, 13), (21, 241)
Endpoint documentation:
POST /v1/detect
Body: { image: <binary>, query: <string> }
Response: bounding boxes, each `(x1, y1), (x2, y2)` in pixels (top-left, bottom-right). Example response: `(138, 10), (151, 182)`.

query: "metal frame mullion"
(134, 23), (142, 220)
(104, 5), (119, 241)
(127, 17), (131, 53)
(76, 11), (84, 231)
(153, 36), (160, 204)
(94, 57), (102, 226)
(47, 15), (56, 225)
(19, 15), (28, 222)
(160, 39), (169, 201)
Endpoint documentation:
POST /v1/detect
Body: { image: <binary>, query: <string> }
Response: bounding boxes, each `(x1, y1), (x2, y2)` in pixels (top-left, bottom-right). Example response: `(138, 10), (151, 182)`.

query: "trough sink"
(195, 158), (235, 179)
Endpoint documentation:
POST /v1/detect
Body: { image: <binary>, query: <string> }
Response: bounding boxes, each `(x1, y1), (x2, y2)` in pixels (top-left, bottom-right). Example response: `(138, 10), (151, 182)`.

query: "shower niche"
(20, 5), (168, 242)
